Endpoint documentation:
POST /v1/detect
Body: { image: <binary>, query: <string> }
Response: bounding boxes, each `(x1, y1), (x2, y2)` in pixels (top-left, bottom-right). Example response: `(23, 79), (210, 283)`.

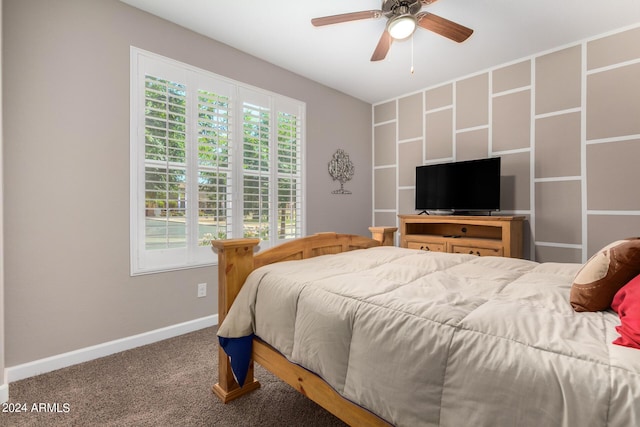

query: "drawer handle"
(468, 250), (481, 256)
(420, 245), (430, 251)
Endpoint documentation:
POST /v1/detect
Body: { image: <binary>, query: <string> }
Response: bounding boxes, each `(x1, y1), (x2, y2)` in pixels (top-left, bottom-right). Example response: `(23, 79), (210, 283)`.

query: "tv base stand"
(399, 215), (525, 258)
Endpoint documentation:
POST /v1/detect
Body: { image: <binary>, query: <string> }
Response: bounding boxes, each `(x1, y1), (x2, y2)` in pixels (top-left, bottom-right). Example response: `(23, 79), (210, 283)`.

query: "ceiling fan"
(311, 0), (473, 61)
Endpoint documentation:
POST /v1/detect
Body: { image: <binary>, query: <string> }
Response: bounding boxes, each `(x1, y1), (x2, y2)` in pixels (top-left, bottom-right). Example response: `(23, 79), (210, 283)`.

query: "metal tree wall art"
(328, 149), (355, 194)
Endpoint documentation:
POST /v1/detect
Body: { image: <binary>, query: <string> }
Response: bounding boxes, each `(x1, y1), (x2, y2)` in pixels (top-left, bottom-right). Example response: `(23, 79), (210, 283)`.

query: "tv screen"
(415, 157), (501, 214)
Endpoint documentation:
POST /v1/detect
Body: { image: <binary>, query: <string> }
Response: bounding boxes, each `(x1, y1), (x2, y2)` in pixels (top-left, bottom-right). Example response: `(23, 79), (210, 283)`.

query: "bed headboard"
(254, 230), (392, 268)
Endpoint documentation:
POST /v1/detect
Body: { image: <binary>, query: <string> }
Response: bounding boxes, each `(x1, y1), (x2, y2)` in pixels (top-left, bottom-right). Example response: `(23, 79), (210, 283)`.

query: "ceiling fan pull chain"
(410, 35), (415, 74)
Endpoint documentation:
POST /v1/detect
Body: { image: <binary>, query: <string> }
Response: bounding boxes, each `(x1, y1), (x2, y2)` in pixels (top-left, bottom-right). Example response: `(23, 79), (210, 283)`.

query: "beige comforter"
(218, 246), (640, 426)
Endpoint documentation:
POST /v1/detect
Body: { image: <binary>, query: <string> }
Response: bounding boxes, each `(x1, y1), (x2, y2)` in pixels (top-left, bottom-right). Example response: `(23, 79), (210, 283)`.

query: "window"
(130, 48), (304, 275)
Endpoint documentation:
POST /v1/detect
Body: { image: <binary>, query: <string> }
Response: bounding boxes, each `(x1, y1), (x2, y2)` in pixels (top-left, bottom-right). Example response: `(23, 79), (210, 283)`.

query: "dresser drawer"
(407, 241), (446, 252)
(451, 244), (503, 257)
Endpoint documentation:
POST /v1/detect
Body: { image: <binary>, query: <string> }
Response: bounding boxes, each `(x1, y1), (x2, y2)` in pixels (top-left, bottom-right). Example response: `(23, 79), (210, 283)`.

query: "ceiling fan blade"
(416, 12), (473, 43)
(371, 30), (393, 61)
(420, 0), (439, 5)
(311, 10), (382, 27)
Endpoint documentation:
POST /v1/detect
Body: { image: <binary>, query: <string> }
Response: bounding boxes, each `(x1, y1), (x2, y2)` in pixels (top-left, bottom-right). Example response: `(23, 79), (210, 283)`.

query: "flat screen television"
(415, 157), (501, 215)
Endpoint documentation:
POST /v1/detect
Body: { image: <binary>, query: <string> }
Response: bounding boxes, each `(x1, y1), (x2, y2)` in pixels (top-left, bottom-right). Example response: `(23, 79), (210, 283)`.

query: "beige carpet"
(4, 327), (347, 426)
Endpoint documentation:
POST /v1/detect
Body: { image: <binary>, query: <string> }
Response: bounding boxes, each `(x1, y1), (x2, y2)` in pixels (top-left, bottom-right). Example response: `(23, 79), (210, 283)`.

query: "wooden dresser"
(398, 215), (525, 258)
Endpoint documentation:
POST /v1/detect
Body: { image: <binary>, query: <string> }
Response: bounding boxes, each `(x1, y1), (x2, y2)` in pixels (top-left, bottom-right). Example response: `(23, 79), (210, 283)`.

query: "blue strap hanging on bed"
(218, 334), (254, 387)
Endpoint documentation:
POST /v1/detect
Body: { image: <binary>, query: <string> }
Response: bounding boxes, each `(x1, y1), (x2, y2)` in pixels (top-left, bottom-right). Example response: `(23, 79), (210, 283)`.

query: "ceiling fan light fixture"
(387, 14), (417, 40)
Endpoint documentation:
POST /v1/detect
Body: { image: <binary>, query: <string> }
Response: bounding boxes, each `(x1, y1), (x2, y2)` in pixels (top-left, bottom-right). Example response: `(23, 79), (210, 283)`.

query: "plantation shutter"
(195, 83), (234, 247)
(239, 91), (304, 246)
(275, 101), (303, 241)
(143, 74), (188, 251)
(240, 90), (272, 241)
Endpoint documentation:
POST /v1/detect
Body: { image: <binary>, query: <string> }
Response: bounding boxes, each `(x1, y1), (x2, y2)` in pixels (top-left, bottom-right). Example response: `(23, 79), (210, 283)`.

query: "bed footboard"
(211, 227), (396, 410)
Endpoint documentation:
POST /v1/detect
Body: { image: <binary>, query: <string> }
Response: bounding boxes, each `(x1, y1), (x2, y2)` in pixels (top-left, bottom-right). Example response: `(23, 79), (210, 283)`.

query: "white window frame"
(130, 47), (305, 275)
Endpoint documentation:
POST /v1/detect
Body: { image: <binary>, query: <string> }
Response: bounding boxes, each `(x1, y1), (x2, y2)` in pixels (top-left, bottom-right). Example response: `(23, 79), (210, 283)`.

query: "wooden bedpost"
(211, 238), (261, 403)
(369, 226), (397, 246)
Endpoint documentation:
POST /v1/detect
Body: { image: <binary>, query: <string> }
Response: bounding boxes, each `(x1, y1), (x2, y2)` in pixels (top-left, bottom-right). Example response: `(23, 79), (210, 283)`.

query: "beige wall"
(373, 24), (640, 263)
(3, 0), (371, 367)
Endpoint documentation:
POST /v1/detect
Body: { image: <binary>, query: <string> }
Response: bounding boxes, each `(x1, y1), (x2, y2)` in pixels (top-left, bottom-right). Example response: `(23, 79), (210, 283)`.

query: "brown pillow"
(570, 238), (640, 312)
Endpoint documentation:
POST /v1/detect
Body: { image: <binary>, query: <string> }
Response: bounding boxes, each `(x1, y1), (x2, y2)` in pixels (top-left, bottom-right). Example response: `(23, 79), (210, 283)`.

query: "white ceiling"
(120, 0), (640, 104)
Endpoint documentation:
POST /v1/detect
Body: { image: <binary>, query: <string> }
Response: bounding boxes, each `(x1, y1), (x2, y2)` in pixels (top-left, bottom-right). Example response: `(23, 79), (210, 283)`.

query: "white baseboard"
(6, 315), (218, 383)
(0, 383), (8, 403)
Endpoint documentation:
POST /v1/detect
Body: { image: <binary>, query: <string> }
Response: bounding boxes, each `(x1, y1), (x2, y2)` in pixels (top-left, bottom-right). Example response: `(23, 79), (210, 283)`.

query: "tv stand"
(399, 215), (524, 258)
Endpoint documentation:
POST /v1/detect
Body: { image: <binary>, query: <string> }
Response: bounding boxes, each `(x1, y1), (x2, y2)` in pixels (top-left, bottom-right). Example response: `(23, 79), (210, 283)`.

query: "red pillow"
(611, 273), (640, 349)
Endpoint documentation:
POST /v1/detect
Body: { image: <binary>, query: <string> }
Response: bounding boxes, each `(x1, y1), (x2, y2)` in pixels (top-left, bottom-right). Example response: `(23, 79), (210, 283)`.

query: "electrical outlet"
(197, 283), (207, 298)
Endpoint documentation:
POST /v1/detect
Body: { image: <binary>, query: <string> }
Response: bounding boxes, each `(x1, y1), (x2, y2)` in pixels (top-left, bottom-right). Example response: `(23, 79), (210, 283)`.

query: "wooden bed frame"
(211, 227), (397, 426)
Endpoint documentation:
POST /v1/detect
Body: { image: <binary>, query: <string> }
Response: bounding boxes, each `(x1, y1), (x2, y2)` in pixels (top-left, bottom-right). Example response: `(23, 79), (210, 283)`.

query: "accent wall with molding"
(373, 24), (640, 263)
